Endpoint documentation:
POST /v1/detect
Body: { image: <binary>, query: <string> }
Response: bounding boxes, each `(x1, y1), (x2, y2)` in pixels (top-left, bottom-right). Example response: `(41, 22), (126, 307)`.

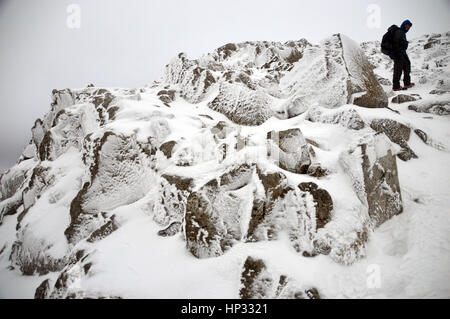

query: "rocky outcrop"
(370, 119), (417, 161)
(164, 53), (217, 103)
(65, 132), (154, 244)
(298, 182), (333, 229)
(267, 128), (312, 174)
(185, 162), (333, 259)
(157, 89), (176, 106)
(153, 174), (194, 227)
(9, 240), (67, 276)
(408, 100), (450, 116)
(185, 164), (254, 258)
(157, 221), (182, 237)
(281, 34), (387, 111)
(246, 168), (318, 256)
(208, 82), (275, 126)
(392, 94), (419, 104)
(239, 256), (320, 299)
(340, 133), (403, 228)
(86, 215), (119, 243)
(306, 107), (366, 130)
(159, 141), (177, 159)
(34, 279), (51, 299)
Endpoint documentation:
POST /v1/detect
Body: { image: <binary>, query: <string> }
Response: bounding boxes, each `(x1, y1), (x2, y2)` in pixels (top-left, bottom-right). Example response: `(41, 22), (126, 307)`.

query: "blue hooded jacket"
(401, 19), (413, 33)
(391, 19), (412, 57)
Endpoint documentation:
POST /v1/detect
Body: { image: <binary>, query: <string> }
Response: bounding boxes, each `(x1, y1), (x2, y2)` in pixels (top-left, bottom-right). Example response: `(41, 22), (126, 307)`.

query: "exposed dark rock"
(285, 48), (303, 64)
(239, 256), (321, 299)
(307, 163), (330, 178)
(408, 101), (450, 116)
(414, 129), (428, 143)
(185, 164), (254, 258)
(157, 89), (176, 105)
(298, 182), (333, 229)
(161, 174), (193, 192)
(87, 216), (118, 243)
(370, 119), (417, 161)
(153, 174), (194, 227)
(38, 131), (54, 161)
(159, 141), (177, 158)
(392, 94), (419, 104)
(429, 89), (448, 95)
(34, 279), (51, 299)
(217, 43), (238, 59)
(246, 169), (293, 242)
(341, 134), (403, 228)
(158, 221), (182, 237)
(10, 241), (66, 276)
(65, 132), (153, 244)
(239, 257), (270, 299)
(424, 40), (441, 50)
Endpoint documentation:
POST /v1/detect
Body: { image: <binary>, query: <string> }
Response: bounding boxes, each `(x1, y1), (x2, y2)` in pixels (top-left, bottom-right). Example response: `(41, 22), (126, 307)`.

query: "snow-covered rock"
(266, 128), (312, 174)
(340, 133), (403, 228)
(239, 256), (320, 299)
(1, 30), (449, 299)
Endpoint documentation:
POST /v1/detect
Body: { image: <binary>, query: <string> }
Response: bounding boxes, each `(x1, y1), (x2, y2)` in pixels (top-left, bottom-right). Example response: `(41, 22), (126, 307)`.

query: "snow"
(0, 31), (449, 299)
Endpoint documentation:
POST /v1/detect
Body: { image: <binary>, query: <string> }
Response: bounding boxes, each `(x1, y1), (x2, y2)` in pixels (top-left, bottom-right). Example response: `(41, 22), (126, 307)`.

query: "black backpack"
(381, 25), (399, 55)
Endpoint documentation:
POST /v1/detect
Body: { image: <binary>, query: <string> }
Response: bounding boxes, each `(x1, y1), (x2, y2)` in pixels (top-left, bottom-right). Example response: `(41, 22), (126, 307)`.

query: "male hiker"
(381, 19), (415, 91)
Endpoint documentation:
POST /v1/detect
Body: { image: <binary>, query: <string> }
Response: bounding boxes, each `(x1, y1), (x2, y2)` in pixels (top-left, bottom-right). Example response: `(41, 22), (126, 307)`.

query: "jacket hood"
(401, 20), (412, 33)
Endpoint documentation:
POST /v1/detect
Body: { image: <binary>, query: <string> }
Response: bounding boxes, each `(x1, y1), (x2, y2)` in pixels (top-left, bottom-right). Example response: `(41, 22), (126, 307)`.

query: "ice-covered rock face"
(163, 34), (386, 125)
(267, 128), (312, 173)
(185, 164), (333, 259)
(65, 131), (155, 244)
(340, 133), (403, 228)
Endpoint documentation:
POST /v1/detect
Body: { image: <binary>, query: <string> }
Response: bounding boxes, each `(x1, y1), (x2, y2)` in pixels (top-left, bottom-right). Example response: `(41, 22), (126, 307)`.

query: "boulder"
(306, 107), (366, 130)
(153, 174), (194, 227)
(159, 141), (177, 159)
(246, 168), (317, 255)
(370, 119), (417, 161)
(281, 34), (387, 110)
(298, 182), (333, 229)
(208, 82), (274, 126)
(340, 133), (403, 228)
(164, 53), (216, 103)
(267, 128), (312, 174)
(392, 94), (419, 104)
(408, 100), (450, 115)
(239, 256), (320, 299)
(34, 279), (51, 299)
(65, 132), (154, 244)
(185, 164), (254, 258)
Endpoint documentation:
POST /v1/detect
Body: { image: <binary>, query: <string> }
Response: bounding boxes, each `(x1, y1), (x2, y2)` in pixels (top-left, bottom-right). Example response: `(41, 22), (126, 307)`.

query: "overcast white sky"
(0, 0), (449, 173)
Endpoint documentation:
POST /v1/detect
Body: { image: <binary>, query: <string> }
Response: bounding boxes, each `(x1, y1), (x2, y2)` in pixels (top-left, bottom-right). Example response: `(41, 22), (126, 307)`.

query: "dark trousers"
(392, 53), (411, 89)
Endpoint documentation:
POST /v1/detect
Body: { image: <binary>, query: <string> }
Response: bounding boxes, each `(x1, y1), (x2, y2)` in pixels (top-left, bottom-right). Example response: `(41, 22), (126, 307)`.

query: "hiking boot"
(393, 87), (406, 91)
(403, 83), (415, 89)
